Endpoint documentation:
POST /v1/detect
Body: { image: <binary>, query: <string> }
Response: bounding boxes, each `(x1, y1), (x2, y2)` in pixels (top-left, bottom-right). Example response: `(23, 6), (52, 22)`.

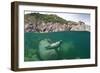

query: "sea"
(24, 31), (90, 61)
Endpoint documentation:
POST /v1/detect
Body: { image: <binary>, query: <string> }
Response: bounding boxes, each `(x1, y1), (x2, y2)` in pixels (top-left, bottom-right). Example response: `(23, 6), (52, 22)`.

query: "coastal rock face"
(70, 21), (90, 31)
(24, 13), (90, 32)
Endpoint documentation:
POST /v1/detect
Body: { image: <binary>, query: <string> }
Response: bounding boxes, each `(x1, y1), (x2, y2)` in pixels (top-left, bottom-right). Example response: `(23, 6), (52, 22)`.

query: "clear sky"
(57, 13), (90, 25)
(25, 11), (90, 25)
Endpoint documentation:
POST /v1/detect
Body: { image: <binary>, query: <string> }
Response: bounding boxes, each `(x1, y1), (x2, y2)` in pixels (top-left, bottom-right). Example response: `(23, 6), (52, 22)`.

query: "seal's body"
(38, 39), (62, 60)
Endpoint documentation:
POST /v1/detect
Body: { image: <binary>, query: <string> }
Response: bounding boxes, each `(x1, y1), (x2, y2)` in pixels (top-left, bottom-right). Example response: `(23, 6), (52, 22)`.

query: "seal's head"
(46, 40), (62, 49)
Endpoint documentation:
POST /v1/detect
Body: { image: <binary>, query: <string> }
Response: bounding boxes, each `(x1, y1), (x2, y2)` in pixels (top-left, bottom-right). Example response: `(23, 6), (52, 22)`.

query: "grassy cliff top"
(25, 13), (69, 24)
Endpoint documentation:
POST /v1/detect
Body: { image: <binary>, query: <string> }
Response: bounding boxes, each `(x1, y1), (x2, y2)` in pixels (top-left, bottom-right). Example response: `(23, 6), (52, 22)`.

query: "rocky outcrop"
(70, 21), (90, 31)
(24, 13), (90, 33)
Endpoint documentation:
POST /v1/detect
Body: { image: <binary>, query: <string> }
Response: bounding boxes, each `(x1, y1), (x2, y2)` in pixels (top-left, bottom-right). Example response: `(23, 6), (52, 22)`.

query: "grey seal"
(38, 39), (62, 60)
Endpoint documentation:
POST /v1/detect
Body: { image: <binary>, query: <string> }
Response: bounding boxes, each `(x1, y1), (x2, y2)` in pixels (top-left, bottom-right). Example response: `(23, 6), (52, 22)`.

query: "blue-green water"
(24, 31), (90, 61)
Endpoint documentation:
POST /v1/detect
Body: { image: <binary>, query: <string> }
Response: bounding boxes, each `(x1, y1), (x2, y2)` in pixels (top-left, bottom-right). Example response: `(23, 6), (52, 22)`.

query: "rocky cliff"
(24, 13), (90, 33)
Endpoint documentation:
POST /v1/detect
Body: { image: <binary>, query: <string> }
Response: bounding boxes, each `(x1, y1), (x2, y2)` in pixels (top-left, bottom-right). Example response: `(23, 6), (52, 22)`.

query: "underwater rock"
(38, 39), (62, 60)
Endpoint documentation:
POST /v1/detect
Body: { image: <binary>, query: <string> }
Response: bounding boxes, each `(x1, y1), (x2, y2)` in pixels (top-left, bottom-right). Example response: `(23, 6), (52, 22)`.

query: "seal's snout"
(59, 40), (62, 44)
(60, 40), (62, 42)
